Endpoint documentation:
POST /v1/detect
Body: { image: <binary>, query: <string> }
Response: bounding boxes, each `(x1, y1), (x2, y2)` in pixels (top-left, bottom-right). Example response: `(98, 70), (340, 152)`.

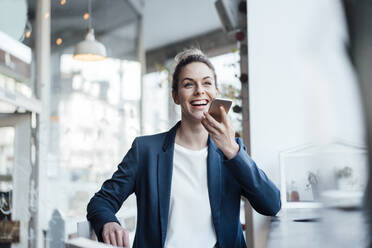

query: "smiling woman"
(87, 48), (281, 248)
(172, 58), (218, 123)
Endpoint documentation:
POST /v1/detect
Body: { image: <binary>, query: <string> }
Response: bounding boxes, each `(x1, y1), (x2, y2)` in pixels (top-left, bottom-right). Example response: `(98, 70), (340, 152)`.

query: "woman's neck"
(175, 119), (208, 150)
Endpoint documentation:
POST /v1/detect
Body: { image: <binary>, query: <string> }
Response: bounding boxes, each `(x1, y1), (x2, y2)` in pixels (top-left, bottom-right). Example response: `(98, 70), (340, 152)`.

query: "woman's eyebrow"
(181, 77), (196, 83)
(181, 76), (212, 82)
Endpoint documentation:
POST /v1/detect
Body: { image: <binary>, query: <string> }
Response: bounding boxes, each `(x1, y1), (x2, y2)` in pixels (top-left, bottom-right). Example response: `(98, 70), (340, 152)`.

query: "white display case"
(280, 140), (368, 208)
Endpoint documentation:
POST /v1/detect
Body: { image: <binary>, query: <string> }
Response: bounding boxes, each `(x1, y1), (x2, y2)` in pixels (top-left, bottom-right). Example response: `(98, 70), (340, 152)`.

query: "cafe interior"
(0, 0), (371, 247)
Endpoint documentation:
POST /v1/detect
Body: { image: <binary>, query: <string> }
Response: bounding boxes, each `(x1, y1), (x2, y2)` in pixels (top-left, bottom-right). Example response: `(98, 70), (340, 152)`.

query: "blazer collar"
(158, 121), (222, 246)
(161, 121), (224, 155)
(158, 121), (179, 246)
(162, 121), (181, 152)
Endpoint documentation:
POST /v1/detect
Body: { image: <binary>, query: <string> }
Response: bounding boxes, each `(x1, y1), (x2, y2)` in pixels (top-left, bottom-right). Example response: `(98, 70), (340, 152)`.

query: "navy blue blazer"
(87, 122), (281, 248)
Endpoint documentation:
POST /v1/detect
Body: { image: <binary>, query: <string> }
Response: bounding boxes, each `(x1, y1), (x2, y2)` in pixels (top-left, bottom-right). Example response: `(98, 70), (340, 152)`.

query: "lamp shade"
(73, 29), (106, 61)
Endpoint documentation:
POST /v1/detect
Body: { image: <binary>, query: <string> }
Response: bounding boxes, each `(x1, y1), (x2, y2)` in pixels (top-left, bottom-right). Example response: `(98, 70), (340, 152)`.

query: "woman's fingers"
(203, 107), (238, 158)
(203, 112), (223, 132)
(123, 229), (130, 248)
(102, 232), (110, 245)
(201, 118), (218, 135)
(110, 232), (117, 247)
(102, 222), (130, 247)
(219, 106), (229, 126)
(115, 230), (123, 247)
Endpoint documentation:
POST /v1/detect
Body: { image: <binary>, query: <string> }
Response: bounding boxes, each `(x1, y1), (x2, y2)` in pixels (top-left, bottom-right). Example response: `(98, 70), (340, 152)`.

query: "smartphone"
(208, 98), (232, 122)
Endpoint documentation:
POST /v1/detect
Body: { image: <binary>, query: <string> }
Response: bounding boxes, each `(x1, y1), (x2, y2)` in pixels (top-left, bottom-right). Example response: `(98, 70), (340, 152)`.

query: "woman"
(87, 49), (281, 248)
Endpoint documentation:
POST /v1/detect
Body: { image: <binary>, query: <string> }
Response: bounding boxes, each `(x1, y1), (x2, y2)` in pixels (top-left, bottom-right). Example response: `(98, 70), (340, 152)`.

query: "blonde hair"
(174, 48), (205, 65)
(172, 48), (217, 93)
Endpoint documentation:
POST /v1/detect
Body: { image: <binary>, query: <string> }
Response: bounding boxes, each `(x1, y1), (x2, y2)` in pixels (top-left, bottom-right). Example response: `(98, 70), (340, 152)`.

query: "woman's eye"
(184, 82), (193, 87)
(204, 81), (212, 85)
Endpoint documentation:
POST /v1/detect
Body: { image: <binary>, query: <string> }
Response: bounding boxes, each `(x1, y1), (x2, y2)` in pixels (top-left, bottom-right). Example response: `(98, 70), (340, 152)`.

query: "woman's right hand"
(102, 222), (130, 248)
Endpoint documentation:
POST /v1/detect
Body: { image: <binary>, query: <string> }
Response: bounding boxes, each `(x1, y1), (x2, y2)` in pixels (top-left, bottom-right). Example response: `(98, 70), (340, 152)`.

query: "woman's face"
(173, 62), (218, 122)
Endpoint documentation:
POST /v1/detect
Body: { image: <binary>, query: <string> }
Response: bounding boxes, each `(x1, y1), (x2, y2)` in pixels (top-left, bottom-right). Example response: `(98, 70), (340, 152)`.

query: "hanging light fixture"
(73, 0), (106, 61)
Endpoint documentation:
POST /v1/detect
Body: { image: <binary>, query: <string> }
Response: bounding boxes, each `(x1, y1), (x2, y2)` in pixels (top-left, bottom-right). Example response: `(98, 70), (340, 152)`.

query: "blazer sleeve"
(224, 138), (281, 216)
(86, 138), (139, 241)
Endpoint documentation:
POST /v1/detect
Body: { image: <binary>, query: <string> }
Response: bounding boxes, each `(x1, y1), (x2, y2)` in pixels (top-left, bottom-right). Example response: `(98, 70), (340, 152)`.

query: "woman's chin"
(194, 113), (205, 121)
(183, 113), (204, 122)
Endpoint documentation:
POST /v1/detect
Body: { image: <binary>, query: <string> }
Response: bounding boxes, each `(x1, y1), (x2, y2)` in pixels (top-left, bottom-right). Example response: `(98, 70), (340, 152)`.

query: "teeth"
(191, 100), (207, 105)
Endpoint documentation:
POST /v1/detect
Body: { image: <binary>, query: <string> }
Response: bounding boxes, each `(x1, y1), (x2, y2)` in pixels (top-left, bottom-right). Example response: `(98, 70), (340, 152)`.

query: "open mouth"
(190, 99), (209, 106)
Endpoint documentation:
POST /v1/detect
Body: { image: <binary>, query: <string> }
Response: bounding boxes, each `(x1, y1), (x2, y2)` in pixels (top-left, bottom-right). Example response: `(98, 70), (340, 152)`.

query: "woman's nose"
(195, 84), (205, 95)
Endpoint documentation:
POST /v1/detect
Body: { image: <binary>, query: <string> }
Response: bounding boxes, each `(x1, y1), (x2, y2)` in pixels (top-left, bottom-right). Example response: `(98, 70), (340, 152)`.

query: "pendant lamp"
(73, 0), (106, 61)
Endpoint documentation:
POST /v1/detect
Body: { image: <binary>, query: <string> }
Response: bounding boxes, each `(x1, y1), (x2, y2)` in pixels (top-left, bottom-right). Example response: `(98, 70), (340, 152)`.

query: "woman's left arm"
(201, 107), (281, 216)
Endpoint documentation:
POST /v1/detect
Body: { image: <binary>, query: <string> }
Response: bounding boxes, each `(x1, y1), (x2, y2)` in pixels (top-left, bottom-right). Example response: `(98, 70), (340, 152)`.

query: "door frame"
(0, 113), (32, 248)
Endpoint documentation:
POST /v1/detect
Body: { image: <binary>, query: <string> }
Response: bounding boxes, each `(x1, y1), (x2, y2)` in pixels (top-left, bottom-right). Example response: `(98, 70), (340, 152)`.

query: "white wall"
(248, 1), (366, 247)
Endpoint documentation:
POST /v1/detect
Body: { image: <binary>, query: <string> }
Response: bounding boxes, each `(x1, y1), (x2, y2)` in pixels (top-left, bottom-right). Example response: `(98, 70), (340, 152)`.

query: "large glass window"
(0, 127), (14, 193)
(48, 55), (141, 236)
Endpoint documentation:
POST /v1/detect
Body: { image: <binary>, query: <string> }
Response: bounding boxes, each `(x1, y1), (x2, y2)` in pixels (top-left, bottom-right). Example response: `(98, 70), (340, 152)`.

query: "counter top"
(267, 207), (369, 248)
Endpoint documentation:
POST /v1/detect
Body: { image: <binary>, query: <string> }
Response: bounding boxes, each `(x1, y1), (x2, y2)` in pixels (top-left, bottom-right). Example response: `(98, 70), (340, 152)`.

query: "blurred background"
(0, 0), (370, 247)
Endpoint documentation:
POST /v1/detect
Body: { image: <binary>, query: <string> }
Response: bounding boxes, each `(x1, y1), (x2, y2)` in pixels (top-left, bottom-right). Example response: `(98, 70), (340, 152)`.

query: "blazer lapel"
(157, 122), (180, 247)
(207, 136), (222, 241)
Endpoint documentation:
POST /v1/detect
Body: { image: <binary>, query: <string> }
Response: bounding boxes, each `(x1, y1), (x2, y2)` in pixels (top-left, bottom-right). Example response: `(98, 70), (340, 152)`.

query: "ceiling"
(25, 0), (140, 59)
(143, 0), (222, 50)
(23, 0), (232, 64)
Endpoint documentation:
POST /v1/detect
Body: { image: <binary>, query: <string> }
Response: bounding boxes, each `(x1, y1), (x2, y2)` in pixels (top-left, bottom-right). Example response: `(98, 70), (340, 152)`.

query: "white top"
(164, 143), (217, 248)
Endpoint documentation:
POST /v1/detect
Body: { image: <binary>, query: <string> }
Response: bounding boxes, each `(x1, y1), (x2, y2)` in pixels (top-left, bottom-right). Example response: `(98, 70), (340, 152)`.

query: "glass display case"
(280, 140), (368, 208)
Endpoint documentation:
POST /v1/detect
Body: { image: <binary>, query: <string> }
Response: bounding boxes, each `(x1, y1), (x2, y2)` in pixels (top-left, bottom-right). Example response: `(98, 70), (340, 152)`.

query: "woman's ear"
(172, 91), (180, 105)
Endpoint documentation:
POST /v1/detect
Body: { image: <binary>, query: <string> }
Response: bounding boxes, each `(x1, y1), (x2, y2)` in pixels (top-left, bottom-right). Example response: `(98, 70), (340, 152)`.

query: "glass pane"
(53, 55), (141, 238)
(0, 127), (14, 192)
(0, 126), (14, 223)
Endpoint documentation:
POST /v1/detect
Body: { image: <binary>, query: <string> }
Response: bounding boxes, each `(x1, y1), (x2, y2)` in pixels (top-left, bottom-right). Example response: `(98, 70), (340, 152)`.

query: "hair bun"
(174, 48), (205, 64)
